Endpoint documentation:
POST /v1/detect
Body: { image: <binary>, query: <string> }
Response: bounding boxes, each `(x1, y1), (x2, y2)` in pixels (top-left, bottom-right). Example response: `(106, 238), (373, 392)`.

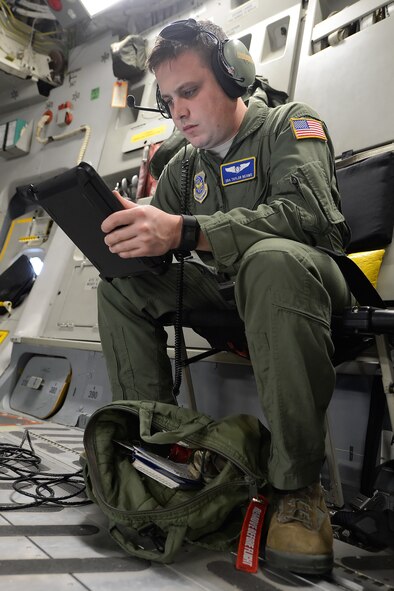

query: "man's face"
(155, 49), (242, 150)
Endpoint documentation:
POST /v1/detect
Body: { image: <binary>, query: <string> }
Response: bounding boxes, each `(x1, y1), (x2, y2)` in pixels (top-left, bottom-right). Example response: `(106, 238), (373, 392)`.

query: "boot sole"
(265, 547), (333, 575)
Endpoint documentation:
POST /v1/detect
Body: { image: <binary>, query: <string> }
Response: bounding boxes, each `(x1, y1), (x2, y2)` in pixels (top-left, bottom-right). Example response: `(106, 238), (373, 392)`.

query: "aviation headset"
(156, 18), (256, 118)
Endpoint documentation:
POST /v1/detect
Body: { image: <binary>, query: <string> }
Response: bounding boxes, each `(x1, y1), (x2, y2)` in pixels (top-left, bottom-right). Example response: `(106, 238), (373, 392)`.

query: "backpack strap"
(110, 522), (187, 563)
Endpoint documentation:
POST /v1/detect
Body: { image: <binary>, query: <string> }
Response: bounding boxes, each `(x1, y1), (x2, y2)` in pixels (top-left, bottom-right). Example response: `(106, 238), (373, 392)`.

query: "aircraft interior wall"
(0, 1), (393, 589)
(0, 0), (392, 555)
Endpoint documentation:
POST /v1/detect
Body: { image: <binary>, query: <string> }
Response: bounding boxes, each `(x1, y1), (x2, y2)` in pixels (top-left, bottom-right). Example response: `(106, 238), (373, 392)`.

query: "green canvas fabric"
(83, 400), (270, 563)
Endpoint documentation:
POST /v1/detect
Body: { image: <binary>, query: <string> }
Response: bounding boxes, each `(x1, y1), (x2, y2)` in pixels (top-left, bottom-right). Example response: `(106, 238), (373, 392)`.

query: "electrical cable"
(0, 0), (64, 52)
(172, 242), (185, 397)
(172, 146), (190, 397)
(18, 0), (52, 11)
(0, 429), (91, 510)
(35, 113), (91, 164)
(17, 0), (56, 17)
(77, 124), (91, 164)
(14, 7), (57, 20)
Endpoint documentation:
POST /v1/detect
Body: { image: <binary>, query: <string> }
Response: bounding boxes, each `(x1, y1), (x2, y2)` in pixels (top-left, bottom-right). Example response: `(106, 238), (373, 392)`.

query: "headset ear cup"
(211, 46), (238, 98)
(156, 85), (172, 118)
(212, 39), (256, 99)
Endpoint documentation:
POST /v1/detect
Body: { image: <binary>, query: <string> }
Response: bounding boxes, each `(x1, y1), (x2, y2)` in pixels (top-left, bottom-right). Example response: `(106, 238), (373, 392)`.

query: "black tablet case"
(22, 162), (171, 279)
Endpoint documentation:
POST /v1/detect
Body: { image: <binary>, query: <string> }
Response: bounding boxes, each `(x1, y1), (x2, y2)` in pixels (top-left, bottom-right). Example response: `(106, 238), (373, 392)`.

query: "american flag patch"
(290, 118), (327, 141)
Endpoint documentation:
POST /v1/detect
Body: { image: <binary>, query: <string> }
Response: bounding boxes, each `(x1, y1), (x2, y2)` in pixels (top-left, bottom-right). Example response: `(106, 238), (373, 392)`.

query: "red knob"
(47, 0), (63, 11)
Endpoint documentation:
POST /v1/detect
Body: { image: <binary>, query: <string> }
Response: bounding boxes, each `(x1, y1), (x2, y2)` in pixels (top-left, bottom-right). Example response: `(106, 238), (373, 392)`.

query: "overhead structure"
(0, 0), (66, 87)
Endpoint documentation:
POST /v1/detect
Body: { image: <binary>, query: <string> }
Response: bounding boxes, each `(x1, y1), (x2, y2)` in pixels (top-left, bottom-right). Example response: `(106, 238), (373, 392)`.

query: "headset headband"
(160, 18), (216, 42)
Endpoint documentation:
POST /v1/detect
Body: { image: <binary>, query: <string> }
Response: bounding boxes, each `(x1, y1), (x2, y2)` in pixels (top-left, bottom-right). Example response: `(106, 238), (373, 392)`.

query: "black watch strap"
(178, 215), (200, 251)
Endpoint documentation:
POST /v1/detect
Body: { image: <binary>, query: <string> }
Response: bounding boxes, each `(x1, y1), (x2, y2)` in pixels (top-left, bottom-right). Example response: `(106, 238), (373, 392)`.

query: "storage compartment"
(10, 355), (71, 419)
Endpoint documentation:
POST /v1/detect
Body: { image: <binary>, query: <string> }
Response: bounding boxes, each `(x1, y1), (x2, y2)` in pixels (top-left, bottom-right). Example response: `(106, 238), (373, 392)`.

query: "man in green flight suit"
(97, 18), (352, 574)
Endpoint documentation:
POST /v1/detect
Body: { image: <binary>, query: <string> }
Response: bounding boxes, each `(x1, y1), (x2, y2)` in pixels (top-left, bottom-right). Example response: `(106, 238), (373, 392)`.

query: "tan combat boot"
(265, 482), (333, 574)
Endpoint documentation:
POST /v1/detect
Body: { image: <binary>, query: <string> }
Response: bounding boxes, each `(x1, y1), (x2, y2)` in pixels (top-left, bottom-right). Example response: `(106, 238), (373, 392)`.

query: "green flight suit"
(98, 98), (352, 490)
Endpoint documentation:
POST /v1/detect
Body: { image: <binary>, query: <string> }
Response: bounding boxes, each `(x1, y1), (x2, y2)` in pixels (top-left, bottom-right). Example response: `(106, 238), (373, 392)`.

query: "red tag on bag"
(236, 495), (269, 573)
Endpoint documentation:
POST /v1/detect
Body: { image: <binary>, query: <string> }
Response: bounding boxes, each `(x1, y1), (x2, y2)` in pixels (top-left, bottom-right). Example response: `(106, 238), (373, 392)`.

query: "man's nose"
(172, 97), (188, 120)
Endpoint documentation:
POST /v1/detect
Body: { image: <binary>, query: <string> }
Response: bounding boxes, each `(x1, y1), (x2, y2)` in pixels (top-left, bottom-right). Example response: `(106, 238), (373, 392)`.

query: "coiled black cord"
(172, 152), (190, 397)
(0, 430), (91, 510)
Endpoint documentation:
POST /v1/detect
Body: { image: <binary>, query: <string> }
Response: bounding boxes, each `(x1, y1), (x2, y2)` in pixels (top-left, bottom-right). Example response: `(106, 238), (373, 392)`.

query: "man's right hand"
(101, 191), (184, 259)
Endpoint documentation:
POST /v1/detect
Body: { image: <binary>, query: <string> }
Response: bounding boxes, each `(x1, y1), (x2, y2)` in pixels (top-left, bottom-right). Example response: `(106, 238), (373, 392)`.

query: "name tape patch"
(290, 117), (327, 141)
(221, 157), (256, 186)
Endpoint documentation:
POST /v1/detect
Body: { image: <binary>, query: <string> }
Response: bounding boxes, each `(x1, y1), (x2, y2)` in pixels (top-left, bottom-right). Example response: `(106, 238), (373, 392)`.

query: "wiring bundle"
(0, 428), (91, 509)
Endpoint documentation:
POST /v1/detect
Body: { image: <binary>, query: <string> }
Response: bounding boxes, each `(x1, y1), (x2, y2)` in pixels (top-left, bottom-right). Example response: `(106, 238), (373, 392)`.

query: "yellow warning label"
(19, 236), (40, 243)
(131, 126), (166, 143)
(0, 331), (9, 344)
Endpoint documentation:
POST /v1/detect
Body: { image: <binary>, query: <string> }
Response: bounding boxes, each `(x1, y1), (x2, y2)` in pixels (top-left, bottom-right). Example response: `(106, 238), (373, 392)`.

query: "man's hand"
(101, 191), (182, 258)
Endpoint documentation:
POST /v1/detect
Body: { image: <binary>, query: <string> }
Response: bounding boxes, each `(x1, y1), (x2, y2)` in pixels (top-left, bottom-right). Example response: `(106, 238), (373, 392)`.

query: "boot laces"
(277, 486), (317, 530)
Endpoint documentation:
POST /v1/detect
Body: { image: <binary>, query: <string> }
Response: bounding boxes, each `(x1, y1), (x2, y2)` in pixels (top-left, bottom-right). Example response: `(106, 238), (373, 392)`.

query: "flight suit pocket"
(292, 161), (345, 228)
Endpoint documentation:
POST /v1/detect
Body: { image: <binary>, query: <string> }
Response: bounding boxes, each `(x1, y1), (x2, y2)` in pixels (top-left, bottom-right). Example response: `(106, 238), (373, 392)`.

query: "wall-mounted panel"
(294, 0), (394, 156)
(42, 255), (100, 341)
(246, 4), (303, 94)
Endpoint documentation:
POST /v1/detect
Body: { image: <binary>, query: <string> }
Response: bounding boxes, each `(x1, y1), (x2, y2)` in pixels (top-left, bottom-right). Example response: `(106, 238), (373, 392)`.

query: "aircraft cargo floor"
(0, 412), (393, 591)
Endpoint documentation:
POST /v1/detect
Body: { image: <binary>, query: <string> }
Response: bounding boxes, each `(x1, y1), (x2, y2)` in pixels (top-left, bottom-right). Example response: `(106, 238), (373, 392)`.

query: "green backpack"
(82, 400), (270, 563)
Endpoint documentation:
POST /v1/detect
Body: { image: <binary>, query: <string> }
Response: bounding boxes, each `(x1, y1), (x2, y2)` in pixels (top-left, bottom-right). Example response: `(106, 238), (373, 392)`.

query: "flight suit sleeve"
(195, 105), (349, 273)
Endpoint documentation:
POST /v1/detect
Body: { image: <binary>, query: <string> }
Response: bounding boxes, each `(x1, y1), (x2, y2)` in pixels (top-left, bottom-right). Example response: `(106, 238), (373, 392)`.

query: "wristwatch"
(178, 215), (200, 252)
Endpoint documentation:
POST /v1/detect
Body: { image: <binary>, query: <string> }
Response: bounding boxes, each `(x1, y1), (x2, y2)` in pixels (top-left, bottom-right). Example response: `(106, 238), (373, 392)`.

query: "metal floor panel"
(0, 414), (393, 591)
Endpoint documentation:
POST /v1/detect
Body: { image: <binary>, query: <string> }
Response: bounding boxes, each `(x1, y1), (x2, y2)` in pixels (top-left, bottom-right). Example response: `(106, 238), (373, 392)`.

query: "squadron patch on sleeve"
(220, 157), (256, 186)
(290, 118), (327, 141)
(193, 170), (208, 203)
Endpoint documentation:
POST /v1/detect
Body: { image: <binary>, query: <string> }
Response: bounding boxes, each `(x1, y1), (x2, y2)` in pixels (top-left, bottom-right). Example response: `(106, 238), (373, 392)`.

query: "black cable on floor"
(0, 429), (91, 510)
